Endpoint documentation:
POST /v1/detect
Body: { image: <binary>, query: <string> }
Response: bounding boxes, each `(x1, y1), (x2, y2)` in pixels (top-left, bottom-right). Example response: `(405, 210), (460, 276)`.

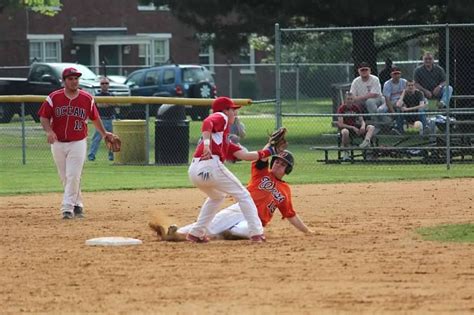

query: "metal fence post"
(275, 23), (282, 129)
(228, 60), (233, 98)
(295, 61), (300, 113)
(445, 24), (451, 170)
(21, 102), (26, 165)
(145, 104), (150, 165)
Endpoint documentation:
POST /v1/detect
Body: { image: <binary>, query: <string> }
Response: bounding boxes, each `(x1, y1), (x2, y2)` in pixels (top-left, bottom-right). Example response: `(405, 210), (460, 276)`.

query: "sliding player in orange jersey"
(151, 150), (315, 241)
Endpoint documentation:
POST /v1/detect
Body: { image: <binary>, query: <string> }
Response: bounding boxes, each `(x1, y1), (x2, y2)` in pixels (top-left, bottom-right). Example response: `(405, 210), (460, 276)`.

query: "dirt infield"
(1, 179), (473, 314)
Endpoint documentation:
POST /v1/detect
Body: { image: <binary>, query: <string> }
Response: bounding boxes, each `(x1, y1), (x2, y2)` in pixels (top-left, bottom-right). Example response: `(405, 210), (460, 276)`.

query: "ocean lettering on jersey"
(258, 176), (285, 203)
(55, 106), (87, 119)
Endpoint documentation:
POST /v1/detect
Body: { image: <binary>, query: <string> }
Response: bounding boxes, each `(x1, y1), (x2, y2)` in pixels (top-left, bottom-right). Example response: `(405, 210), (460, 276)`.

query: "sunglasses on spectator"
(359, 68), (370, 71)
(100, 82), (109, 85)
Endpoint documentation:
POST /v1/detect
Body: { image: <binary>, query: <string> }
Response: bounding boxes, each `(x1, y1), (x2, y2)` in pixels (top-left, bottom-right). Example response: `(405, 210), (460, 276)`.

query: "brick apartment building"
(0, 1), (274, 98)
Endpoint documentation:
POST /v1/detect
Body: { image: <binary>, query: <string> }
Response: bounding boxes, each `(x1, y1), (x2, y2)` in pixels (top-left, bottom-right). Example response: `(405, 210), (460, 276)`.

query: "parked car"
(123, 64), (217, 121)
(107, 75), (128, 84)
(0, 62), (130, 123)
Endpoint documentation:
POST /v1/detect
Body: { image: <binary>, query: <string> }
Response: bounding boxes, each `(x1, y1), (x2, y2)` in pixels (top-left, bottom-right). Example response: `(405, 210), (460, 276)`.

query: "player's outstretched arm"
(233, 145), (277, 162)
(287, 215), (315, 234)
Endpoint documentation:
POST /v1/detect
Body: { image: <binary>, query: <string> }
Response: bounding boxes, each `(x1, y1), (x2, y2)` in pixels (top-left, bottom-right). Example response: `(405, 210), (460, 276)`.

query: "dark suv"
(123, 64), (217, 121)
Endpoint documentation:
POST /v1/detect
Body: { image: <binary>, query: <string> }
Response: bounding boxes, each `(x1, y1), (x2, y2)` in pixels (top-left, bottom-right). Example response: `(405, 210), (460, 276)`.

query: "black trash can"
(155, 104), (190, 165)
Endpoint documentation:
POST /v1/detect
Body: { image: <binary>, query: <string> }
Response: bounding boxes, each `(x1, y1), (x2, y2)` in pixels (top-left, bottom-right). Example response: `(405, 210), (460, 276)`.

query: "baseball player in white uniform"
(38, 67), (116, 219)
(187, 97), (280, 243)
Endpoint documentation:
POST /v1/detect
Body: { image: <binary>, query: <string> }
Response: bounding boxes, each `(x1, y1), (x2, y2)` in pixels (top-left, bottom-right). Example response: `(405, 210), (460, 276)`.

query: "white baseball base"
(85, 237), (142, 246)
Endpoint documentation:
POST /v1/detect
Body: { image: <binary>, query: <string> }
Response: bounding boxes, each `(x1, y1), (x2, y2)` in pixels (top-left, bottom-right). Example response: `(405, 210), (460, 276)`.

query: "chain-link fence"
(275, 23), (474, 168)
(0, 101), (277, 168)
(1, 23), (473, 171)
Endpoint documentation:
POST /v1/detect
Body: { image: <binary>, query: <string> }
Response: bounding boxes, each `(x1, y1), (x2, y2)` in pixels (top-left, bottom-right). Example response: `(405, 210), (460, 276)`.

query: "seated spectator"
(378, 58), (393, 87)
(337, 92), (376, 160)
(413, 52), (453, 108)
(350, 62), (391, 126)
(395, 80), (428, 135)
(383, 66), (407, 113)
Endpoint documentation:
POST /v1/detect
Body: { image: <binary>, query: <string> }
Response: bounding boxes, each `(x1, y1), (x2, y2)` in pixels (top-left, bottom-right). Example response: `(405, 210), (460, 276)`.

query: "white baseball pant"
(178, 203), (252, 238)
(187, 156), (263, 238)
(51, 139), (87, 214)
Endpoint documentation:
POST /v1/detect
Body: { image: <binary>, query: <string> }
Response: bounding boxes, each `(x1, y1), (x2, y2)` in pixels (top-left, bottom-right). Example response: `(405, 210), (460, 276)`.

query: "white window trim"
(27, 34), (63, 62)
(27, 34), (64, 40)
(199, 45), (215, 72)
(137, 2), (170, 11)
(240, 45), (255, 74)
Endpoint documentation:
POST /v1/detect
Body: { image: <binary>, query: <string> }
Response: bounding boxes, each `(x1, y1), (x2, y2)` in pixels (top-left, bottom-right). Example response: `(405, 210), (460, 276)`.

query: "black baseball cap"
(358, 62), (370, 70)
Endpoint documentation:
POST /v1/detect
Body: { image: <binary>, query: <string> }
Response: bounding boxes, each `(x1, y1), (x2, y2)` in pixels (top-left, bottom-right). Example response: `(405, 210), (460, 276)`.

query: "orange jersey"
(247, 160), (296, 226)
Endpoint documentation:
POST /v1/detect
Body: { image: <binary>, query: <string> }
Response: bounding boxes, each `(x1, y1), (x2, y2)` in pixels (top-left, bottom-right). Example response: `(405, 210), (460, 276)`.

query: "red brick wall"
(0, 0), (200, 66)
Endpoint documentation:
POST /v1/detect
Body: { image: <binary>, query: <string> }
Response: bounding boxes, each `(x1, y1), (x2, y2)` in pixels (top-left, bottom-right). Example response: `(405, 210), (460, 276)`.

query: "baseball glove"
(268, 127), (288, 153)
(105, 134), (121, 152)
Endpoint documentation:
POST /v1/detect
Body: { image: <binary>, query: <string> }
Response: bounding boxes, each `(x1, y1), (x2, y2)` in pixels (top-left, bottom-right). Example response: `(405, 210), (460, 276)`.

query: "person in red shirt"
(336, 92), (375, 160)
(151, 150), (314, 241)
(187, 96), (281, 243)
(38, 67), (117, 220)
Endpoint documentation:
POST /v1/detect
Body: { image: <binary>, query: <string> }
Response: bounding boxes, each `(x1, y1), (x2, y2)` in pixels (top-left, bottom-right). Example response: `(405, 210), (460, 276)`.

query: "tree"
(446, 0), (474, 112)
(0, 0), (62, 16)
(160, 0), (444, 73)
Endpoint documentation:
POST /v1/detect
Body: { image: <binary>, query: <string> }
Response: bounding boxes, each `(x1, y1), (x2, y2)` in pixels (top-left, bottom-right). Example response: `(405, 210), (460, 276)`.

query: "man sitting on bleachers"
(394, 80), (428, 135)
(350, 62), (391, 127)
(337, 92), (376, 161)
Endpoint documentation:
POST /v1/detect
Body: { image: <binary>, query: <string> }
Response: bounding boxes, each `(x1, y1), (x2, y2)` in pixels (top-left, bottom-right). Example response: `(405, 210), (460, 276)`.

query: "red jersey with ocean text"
(38, 89), (99, 142)
(193, 112), (242, 162)
(247, 161), (296, 226)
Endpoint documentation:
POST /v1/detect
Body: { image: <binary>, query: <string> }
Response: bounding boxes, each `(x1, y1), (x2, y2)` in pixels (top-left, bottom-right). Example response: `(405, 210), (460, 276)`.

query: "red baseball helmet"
(62, 67), (82, 79)
(212, 97), (241, 113)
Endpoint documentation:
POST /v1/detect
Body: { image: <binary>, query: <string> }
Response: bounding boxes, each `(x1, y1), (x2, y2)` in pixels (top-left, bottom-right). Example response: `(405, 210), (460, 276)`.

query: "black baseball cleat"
(62, 211), (74, 220)
(73, 206), (84, 218)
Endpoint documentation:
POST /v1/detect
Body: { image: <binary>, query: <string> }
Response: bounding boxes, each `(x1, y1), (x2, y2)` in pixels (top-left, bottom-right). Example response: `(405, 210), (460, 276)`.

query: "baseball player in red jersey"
(187, 97), (281, 243)
(38, 67), (117, 219)
(152, 150), (315, 241)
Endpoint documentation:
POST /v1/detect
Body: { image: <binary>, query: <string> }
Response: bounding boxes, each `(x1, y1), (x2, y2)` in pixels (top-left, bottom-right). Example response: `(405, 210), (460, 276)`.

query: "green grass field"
(1, 100), (473, 195)
(417, 224), (474, 243)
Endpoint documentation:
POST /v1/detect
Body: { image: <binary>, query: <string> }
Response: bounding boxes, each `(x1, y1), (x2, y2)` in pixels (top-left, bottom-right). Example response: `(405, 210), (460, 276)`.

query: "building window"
(239, 43), (255, 74)
(29, 42), (42, 62)
(137, 0), (169, 11)
(27, 34), (62, 63)
(138, 41), (166, 66)
(138, 38), (170, 66)
(199, 43), (214, 71)
(154, 41), (166, 64)
(45, 42), (59, 62)
(138, 44), (150, 65)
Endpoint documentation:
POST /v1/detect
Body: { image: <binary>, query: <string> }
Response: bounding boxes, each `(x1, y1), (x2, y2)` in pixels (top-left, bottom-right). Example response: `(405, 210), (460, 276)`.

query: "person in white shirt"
(383, 67), (407, 113)
(350, 62), (391, 125)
